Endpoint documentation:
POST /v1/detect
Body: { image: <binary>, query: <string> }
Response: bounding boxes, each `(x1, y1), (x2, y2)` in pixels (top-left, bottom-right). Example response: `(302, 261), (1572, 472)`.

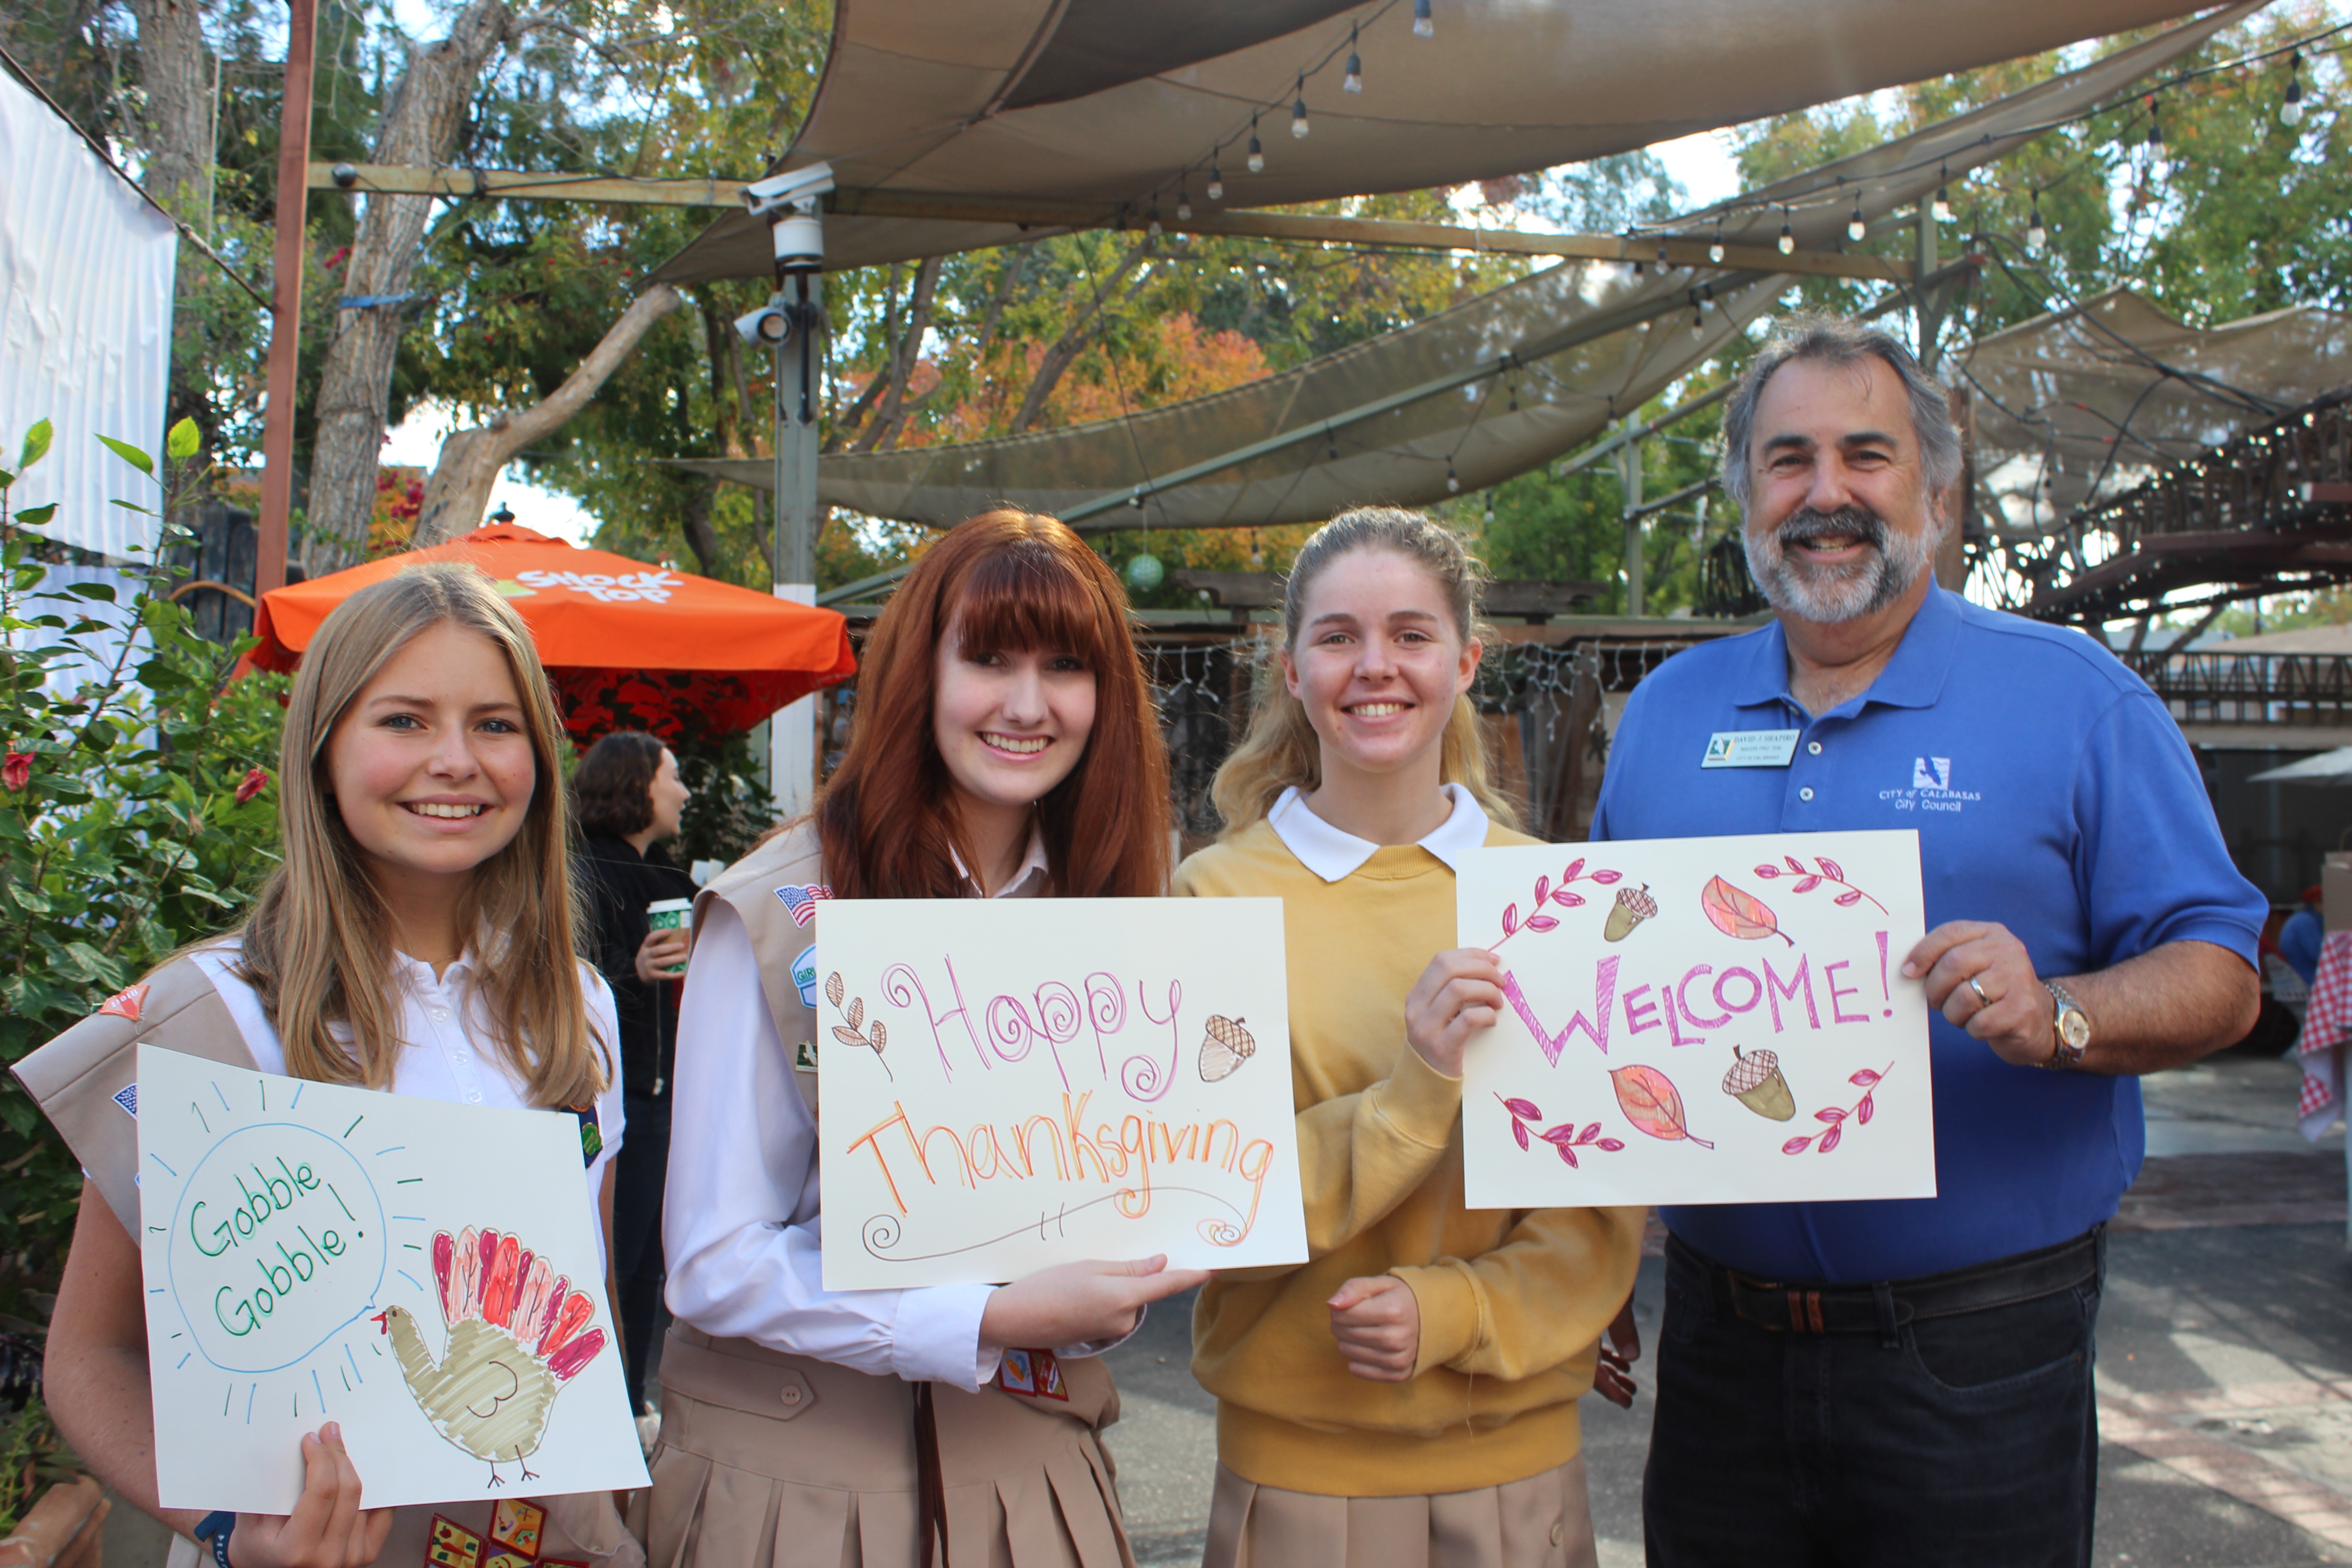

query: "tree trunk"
(304, 0), (513, 572)
(853, 256), (941, 453)
(411, 285), (686, 546)
(1008, 240), (1152, 434)
(132, 0), (211, 229)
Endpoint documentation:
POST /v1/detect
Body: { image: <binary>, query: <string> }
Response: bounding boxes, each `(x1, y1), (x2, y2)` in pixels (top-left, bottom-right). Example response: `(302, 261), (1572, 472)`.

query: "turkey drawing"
(371, 1226), (607, 1486)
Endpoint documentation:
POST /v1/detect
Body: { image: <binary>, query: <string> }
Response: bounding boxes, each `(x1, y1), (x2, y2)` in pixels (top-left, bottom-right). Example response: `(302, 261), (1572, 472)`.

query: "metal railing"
(2122, 651), (2352, 724)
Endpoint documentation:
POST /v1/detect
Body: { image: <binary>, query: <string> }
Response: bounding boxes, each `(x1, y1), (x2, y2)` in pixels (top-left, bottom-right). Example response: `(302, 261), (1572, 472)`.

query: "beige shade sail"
(675, 5), (2252, 533)
(1959, 286), (2352, 527)
(651, 0), (2233, 282)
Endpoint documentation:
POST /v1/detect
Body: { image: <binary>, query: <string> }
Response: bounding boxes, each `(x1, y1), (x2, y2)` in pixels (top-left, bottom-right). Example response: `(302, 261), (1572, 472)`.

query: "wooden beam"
(306, 162), (1912, 282)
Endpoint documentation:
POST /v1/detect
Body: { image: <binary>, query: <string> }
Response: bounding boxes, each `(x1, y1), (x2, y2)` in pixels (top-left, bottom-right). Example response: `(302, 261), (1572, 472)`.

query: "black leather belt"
(1699, 1228), (2101, 1335)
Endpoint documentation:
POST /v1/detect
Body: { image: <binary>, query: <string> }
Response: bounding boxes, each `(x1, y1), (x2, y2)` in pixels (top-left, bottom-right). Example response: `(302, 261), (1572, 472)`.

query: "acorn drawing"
(1603, 883), (1658, 942)
(1200, 1015), (1257, 1082)
(1722, 1045), (1795, 1122)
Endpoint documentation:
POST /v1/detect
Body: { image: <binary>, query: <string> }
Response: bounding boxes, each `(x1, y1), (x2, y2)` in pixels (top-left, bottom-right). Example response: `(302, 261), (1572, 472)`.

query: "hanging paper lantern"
(1125, 554), (1165, 593)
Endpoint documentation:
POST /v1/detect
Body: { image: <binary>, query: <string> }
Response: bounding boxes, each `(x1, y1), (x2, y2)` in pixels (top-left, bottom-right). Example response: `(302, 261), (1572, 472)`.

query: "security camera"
(331, 162), (359, 189)
(735, 297), (793, 348)
(743, 161), (834, 274)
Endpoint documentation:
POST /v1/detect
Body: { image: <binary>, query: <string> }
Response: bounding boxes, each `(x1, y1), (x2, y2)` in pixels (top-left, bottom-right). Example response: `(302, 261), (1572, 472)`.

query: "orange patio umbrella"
(249, 524), (857, 742)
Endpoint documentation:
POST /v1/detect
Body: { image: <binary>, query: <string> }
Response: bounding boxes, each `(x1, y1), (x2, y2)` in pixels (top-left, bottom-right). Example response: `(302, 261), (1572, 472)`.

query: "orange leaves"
(1700, 875), (1792, 946)
(1607, 1065), (1715, 1150)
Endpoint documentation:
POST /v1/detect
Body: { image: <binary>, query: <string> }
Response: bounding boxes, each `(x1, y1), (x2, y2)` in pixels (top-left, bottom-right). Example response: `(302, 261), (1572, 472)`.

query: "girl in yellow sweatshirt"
(1173, 508), (1644, 1568)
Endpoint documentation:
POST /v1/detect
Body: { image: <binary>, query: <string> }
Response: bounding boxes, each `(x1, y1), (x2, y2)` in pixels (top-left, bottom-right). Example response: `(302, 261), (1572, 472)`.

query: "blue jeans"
(1643, 1232), (2103, 1567)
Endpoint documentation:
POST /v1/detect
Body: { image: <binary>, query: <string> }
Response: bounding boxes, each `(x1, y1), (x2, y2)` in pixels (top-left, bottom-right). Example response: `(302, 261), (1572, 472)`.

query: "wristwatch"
(2041, 981), (2090, 1070)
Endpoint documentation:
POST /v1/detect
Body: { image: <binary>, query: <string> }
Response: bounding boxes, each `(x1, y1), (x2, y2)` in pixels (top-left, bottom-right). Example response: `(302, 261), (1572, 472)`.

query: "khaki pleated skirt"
(1201, 1456), (1597, 1568)
(644, 1325), (1136, 1568)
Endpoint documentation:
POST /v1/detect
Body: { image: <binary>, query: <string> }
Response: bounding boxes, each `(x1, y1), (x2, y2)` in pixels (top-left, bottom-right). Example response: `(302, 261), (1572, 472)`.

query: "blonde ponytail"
(1210, 507), (1522, 836)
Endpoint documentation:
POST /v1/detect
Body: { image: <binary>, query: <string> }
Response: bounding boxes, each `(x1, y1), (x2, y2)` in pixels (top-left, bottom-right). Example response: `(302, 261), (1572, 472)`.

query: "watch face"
(2059, 1010), (2091, 1049)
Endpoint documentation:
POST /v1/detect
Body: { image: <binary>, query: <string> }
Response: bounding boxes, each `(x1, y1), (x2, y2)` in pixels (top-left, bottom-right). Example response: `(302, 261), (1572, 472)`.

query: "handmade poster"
(1457, 831), (1935, 1208)
(814, 898), (1305, 1289)
(134, 1046), (651, 1513)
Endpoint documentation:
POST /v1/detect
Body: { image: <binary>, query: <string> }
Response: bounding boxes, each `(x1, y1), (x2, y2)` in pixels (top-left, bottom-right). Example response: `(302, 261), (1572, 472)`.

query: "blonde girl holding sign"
(651, 509), (1205, 1568)
(1175, 509), (1644, 1568)
(20, 565), (635, 1568)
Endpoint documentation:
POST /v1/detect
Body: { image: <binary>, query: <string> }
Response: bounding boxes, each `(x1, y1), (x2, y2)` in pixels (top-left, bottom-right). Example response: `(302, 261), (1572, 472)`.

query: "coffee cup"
(647, 898), (694, 975)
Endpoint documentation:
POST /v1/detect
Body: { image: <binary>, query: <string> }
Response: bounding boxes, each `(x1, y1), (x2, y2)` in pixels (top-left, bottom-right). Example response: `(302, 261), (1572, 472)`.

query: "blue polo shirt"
(1591, 586), (2264, 1282)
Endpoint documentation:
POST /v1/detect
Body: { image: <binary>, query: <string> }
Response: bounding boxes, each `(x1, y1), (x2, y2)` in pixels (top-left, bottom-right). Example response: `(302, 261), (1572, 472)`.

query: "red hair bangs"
(947, 526), (1123, 672)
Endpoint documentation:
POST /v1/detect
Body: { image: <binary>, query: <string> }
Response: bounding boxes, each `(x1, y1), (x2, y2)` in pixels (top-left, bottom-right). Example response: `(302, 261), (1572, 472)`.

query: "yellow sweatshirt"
(1173, 817), (1644, 1498)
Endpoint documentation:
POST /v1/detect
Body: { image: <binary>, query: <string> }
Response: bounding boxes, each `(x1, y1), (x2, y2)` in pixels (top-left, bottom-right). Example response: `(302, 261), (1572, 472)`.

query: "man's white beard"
(1743, 505), (1939, 623)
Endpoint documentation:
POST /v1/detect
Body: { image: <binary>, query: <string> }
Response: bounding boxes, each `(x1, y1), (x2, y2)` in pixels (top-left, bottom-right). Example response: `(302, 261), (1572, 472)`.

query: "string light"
(1657, 240), (1671, 270)
(1292, 75), (1310, 138)
(1932, 162), (1952, 223)
(2027, 191), (2047, 253)
(1248, 114), (1264, 174)
(1709, 219), (1725, 264)
(1414, 0), (1433, 39)
(1344, 24), (1363, 93)
(2284, 50), (2307, 125)
(1446, 456), (1460, 493)
(1847, 197), (1866, 242)
(1148, 199), (1163, 238)
(1778, 206), (1794, 255)
(1207, 162), (1223, 201)
(2145, 93), (2164, 149)
(1176, 186), (1191, 221)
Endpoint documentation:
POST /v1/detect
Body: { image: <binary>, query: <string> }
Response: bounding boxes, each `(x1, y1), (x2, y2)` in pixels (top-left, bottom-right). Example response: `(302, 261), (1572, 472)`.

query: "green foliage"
(671, 730), (780, 867)
(0, 421), (288, 1287)
(0, 1392), (82, 1534)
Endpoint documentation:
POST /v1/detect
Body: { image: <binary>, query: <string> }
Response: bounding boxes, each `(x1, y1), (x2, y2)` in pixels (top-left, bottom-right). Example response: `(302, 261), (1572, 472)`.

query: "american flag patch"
(774, 884), (833, 927)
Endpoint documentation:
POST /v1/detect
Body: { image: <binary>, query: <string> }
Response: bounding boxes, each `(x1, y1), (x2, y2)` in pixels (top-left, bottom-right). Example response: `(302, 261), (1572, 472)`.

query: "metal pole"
(1619, 436), (1645, 618)
(769, 271), (823, 817)
(1915, 204), (1943, 371)
(255, 0), (314, 596)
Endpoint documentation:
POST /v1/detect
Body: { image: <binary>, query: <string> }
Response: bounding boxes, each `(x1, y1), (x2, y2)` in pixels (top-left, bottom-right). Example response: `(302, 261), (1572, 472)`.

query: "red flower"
(235, 767), (271, 804)
(2, 751), (29, 791)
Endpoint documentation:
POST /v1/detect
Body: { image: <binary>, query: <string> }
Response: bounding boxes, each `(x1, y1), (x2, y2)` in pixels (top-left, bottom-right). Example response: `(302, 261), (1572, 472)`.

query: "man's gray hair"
(1719, 314), (1963, 515)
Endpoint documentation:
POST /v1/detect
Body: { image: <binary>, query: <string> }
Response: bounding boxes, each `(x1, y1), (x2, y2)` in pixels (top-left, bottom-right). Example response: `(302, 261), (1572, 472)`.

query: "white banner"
(1458, 832), (1937, 1208)
(136, 1048), (649, 1512)
(814, 898), (1307, 1289)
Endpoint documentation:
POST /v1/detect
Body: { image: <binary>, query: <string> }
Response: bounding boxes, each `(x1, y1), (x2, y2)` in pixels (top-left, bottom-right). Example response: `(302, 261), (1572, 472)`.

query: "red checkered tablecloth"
(2295, 930), (2352, 1133)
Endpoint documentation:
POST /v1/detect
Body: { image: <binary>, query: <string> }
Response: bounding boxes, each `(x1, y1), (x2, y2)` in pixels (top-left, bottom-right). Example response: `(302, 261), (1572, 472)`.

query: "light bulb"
(2285, 54), (2306, 126)
(1176, 193), (1191, 220)
(1690, 308), (1705, 339)
(1847, 201), (1865, 242)
(1709, 223), (1725, 264)
(2146, 103), (2164, 148)
(1148, 204), (1162, 238)
(1344, 26), (1362, 93)
(1933, 185), (1952, 223)
(1446, 458), (1460, 493)
(1778, 214), (1794, 255)
(2027, 198), (2047, 253)
(1248, 118), (1264, 174)
(1292, 79), (1309, 138)
(1207, 165), (1223, 201)
(1657, 242), (1670, 269)
(1413, 0), (1433, 39)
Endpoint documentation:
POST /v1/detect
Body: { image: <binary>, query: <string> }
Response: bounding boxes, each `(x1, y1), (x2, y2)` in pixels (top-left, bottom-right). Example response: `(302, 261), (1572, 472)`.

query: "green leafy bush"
(0, 421), (288, 1293)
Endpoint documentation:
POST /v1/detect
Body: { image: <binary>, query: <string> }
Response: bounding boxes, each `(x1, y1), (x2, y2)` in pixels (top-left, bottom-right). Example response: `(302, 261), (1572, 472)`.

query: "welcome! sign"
(1457, 831), (1936, 1208)
(814, 898), (1305, 1289)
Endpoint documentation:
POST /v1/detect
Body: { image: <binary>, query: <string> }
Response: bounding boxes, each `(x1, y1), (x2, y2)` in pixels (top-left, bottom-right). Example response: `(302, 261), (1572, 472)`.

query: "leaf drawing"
(1553, 892), (1586, 908)
(827, 988), (892, 1080)
(824, 972), (845, 1008)
(846, 996), (864, 1029)
(1700, 876), (1792, 946)
(1489, 858), (1624, 950)
(1819, 858), (1845, 881)
(1782, 1062), (1893, 1155)
(1751, 855), (1888, 913)
(1526, 915), (1559, 932)
(1607, 1065), (1716, 1149)
(1494, 1094), (1625, 1166)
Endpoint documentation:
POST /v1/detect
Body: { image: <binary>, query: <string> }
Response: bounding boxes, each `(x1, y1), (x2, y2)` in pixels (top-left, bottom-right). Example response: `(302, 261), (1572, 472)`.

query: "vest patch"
(98, 983), (150, 1021)
(113, 1082), (138, 1118)
(793, 1040), (819, 1071)
(997, 1346), (1068, 1400)
(568, 1103), (603, 1167)
(792, 944), (818, 1007)
(774, 884), (833, 927)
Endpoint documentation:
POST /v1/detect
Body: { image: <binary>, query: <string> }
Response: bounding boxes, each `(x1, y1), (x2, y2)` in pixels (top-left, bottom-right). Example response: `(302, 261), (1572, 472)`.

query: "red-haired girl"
(649, 510), (1203, 1568)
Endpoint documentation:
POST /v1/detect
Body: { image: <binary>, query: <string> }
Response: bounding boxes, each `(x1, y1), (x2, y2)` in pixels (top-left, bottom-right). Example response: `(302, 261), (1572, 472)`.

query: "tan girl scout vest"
(10, 954), (645, 1568)
(650, 823), (1130, 1568)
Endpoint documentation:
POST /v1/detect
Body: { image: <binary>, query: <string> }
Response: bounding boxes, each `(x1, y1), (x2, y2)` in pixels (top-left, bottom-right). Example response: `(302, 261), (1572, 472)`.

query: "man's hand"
(1903, 921), (2054, 1068)
(1403, 950), (1506, 1078)
(1328, 1274), (1420, 1382)
(1592, 1292), (1641, 1409)
(633, 928), (689, 983)
(229, 1424), (394, 1568)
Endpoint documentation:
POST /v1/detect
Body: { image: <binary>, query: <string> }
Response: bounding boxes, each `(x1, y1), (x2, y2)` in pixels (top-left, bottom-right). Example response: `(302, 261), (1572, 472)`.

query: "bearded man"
(1590, 316), (2264, 1567)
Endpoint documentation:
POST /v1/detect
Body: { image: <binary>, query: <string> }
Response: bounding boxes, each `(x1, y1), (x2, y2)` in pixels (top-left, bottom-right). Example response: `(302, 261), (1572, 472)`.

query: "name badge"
(1701, 730), (1800, 769)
